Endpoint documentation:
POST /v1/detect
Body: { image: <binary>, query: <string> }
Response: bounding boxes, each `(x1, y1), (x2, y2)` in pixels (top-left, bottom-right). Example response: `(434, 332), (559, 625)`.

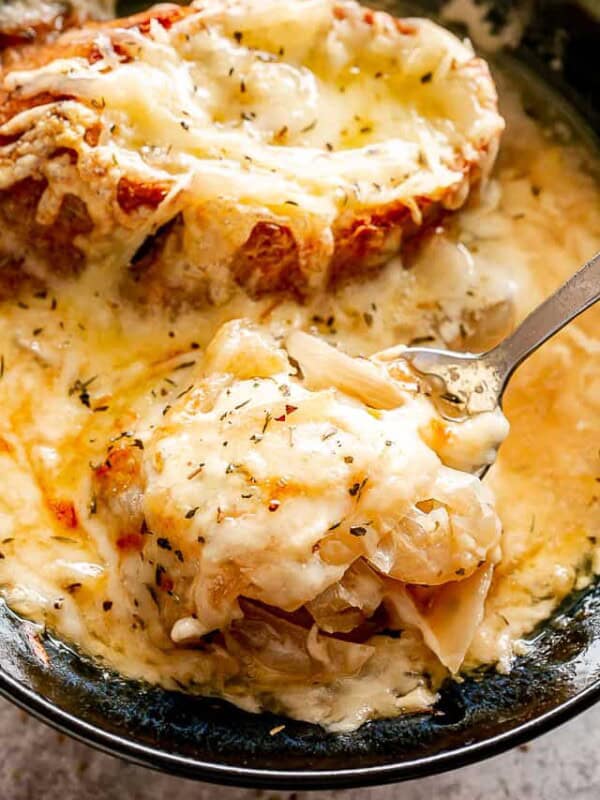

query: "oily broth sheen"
(0, 63), (598, 729)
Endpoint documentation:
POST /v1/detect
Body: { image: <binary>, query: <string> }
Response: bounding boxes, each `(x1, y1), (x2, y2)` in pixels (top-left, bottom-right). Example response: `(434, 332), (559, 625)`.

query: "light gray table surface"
(1, 696), (598, 800)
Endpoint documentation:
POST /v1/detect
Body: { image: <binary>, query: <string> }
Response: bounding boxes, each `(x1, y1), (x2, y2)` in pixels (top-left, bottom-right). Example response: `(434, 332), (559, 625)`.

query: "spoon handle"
(487, 250), (600, 384)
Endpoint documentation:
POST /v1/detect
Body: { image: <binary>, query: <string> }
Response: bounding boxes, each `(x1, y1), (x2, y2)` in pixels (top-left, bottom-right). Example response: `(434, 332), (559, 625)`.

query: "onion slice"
(286, 330), (412, 409)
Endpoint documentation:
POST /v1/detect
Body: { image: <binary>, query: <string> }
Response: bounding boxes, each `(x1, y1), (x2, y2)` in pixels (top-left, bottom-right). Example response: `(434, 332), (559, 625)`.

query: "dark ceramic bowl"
(1, 0), (599, 790)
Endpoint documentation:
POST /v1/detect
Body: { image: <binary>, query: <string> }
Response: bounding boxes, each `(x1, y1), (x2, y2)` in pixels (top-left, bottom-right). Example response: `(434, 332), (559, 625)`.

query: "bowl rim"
(1, 664), (599, 789)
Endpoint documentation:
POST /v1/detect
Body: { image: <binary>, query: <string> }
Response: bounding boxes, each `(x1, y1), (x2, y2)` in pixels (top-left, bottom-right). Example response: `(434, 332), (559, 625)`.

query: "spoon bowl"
(376, 250), (600, 436)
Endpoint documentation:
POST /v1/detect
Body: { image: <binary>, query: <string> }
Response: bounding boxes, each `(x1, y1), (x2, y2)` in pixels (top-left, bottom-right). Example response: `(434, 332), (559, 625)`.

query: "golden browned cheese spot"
(333, 2), (416, 32)
(393, 18), (418, 34)
(47, 498), (78, 529)
(94, 444), (144, 495)
(121, 3), (193, 34)
(116, 532), (145, 552)
(233, 222), (305, 299)
(83, 123), (102, 147)
(421, 417), (451, 453)
(116, 176), (172, 214)
(93, 444), (146, 542)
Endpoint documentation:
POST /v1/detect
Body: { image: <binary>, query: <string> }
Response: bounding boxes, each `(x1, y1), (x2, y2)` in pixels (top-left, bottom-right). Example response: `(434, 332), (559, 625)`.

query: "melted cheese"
(131, 322), (503, 633)
(0, 51), (598, 730)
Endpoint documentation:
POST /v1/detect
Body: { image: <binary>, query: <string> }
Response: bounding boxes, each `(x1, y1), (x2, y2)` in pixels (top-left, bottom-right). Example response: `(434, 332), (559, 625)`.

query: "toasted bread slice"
(0, 0), (504, 305)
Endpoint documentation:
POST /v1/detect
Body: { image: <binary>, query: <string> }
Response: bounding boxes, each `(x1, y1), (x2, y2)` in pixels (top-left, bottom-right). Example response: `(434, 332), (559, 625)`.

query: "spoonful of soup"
(373, 250), (600, 473)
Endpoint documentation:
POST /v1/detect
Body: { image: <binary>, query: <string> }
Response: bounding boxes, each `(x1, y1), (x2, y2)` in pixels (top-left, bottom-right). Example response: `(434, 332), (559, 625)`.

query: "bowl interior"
(1, 0), (599, 790)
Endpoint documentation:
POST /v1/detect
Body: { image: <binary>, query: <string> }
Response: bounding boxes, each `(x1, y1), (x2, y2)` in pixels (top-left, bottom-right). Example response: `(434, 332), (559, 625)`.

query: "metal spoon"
(375, 250), (600, 474)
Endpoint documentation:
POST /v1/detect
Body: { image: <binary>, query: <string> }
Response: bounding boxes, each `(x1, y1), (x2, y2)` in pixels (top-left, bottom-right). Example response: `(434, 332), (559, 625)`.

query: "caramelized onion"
(306, 559), (384, 633)
(225, 600), (374, 683)
(286, 330), (414, 409)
